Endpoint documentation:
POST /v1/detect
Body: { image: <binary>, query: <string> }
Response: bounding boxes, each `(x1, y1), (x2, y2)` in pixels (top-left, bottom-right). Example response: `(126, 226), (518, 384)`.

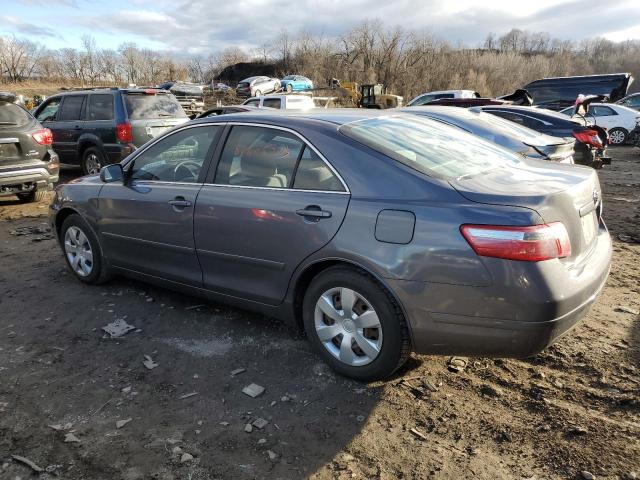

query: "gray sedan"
(400, 106), (576, 163)
(49, 110), (611, 381)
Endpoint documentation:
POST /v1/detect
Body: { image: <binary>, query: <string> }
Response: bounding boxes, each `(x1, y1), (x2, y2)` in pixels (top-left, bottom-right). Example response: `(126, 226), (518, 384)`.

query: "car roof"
(479, 104), (576, 120)
(53, 88), (168, 96)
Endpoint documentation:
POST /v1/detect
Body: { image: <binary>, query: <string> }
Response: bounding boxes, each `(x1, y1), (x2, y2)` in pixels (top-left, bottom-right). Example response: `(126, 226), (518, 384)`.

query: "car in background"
(242, 94), (315, 110)
(158, 82), (205, 118)
(197, 105), (261, 117)
(407, 90), (480, 107)
(280, 75), (314, 92)
(51, 110), (611, 381)
(0, 92), (59, 203)
(478, 105), (611, 168)
(32, 88), (188, 175)
(616, 93), (640, 111)
(521, 73), (634, 111)
(236, 76), (281, 97)
(400, 106), (575, 163)
(210, 82), (233, 92)
(559, 103), (640, 145)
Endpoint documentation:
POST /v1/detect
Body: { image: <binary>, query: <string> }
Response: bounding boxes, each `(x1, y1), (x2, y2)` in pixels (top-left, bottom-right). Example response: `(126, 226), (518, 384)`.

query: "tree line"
(1, 24), (639, 100)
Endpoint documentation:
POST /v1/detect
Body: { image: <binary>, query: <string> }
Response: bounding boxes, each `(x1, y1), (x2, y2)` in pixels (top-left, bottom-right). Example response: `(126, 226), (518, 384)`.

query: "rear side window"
(124, 93), (187, 120)
(58, 96), (85, 121)
(0, 102), (32, 127)
(214, 126), (304, 188)
(340, 115), (521, 181)
(590, 105), (616, 117)
(293, 147), (343, 191)
(262, 98), (281, 109)
(88, 94), (114, 121)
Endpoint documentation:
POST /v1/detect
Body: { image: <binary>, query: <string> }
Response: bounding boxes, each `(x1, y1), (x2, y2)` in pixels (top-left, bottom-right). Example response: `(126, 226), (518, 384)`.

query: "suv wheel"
(60, 214), (111, 284)
(302, 266), (411, 381)
(82, 147), (105, 175)
(17, 189), (45, 203)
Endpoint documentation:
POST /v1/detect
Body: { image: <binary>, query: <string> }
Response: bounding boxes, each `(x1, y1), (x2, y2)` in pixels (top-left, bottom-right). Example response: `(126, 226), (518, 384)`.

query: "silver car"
(50, 110), (611, 381)
(236, 76), (281, 97)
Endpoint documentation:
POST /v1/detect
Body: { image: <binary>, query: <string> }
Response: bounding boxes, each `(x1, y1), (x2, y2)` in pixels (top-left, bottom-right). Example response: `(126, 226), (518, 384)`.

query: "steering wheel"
(173, 161), (201, 182)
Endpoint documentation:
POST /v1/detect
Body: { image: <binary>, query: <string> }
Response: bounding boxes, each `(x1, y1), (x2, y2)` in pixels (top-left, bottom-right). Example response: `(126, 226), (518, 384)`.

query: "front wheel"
(302, 267), (411, 381)
(608, 128), (628, 145)
(254, 90), (262, 97)
(286, 84), (293, 93)
(60, 214), (111, 284)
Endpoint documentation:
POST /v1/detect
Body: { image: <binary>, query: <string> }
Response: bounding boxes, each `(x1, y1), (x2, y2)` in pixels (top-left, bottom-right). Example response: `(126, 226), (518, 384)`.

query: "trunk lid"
(450, 161), (602, 259)
(527, 138), (575, 163)
(0, 104), (44, 168)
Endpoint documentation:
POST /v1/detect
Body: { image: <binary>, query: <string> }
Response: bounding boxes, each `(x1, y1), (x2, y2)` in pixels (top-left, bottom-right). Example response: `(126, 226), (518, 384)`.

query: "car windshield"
(0, 102), (32, 127)
(339, 115), (521, 180)
(283, 75), (295, 80)
(124, 93), (187, 120)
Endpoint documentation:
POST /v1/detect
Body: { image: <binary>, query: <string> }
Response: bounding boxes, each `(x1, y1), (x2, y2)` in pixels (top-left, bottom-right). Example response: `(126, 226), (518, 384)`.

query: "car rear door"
(98, 124), (222, 285)
(53, 95), (86, 163)
(194, 124), (350, 305)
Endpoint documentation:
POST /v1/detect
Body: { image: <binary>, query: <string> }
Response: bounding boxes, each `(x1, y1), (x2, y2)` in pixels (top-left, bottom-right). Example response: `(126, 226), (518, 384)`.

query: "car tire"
(286, 84), (293, 93)
(608, 128), (628, 145)
(82, 147), (106, 175)
(60, 214), (111, 285)
(255, 90), (262, 97)
(17, 189), (45, 203)
(302, 266), (411, 381)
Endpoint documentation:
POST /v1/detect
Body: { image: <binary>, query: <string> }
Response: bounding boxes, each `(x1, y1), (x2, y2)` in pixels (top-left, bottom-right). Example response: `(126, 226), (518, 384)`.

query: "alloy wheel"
(85, 153), (102, 175)
(314, 287), (383, 366)
(64, 226), (94, 277)
(609, 129), (626, 145)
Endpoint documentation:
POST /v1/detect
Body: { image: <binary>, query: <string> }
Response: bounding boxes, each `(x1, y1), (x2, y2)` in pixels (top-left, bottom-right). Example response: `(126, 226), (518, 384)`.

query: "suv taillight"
(460, 223), (571, 261)
(116, 122), (133, 143)
(32, 128), (53, 145)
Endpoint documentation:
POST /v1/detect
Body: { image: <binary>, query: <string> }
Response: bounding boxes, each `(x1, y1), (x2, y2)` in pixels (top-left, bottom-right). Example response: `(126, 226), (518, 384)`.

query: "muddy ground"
(0, 148), (638, 480)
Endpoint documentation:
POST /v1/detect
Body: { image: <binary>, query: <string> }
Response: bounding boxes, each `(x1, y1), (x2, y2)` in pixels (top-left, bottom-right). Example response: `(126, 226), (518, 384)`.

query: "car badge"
(592, 190), (599, 205)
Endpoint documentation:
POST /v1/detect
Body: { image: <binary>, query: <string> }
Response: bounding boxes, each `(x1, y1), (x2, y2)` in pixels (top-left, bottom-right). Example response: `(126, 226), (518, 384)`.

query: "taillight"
(116, 122), (133, 143)
(460, 222), (571, 262)
(32, 128), (53, 145)
(573, 129), (603, 148)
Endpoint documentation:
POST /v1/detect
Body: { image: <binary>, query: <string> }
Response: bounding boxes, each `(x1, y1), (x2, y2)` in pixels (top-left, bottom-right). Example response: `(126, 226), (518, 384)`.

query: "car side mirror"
(100, 163), (124, 183)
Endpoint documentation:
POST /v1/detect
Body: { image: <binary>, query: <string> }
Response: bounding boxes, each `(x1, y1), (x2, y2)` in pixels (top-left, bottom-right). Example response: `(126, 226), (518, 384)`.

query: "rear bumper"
(389, 227), (612, 357)
(0, 166), (58, 196)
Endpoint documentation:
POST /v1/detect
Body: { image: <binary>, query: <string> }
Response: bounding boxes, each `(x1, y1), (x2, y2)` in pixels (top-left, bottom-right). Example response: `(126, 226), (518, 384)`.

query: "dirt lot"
(0, 148), (638, 480)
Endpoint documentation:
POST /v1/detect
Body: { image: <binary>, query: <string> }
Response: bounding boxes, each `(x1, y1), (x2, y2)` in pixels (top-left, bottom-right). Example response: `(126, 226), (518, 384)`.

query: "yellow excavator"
(328, 79), (403, 109)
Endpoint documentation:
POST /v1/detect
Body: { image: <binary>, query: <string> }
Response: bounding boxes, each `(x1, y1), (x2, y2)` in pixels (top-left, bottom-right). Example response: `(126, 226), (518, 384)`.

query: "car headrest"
(240, 148), (278, 178)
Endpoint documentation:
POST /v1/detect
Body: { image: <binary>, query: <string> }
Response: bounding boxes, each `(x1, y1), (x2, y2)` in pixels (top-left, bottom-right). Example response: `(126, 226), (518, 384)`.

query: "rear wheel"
(17, 189), (45, 203)
(608, 128), (627, 145)
(60, 214), (111, 284)
(254, 90), (262, 97)
(82, 147), (106, 175)
(303, 266), (411, 381)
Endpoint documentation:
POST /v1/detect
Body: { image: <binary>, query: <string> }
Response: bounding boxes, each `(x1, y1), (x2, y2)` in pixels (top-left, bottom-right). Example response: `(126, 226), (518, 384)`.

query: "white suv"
(242, 94), (315, 110)
(407, 90), (480, 107)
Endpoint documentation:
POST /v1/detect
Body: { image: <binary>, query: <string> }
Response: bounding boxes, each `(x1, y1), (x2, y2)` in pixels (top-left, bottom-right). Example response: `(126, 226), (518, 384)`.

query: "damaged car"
(50, 110), (611, 381)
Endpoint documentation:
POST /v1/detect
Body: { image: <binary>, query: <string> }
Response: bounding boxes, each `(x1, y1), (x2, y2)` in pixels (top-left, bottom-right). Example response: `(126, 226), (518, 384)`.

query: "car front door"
(194, 124), (350, 305)
(98, 125), (222, 285)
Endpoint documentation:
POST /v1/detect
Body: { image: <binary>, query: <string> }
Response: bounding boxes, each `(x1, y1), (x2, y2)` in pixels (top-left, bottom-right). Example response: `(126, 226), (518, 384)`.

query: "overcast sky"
(2, 0), (640, 54)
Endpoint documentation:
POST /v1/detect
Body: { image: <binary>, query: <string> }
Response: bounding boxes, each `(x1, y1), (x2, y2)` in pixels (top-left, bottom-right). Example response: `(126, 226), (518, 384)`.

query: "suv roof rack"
(58, 86), (120, 92)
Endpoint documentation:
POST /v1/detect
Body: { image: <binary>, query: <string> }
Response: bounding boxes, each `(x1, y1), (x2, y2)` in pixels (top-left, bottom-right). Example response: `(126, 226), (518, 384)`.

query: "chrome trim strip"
(197, 248), (285, 270)
(200, 183), (349, 195)
(0, 138), (19, 144)
(102, 232), (194, 253)
(0, 167), (48, 178)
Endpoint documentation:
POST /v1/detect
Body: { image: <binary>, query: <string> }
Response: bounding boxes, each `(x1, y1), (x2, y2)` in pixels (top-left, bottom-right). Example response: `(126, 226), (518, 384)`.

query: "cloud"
(0, 15), (61, 39)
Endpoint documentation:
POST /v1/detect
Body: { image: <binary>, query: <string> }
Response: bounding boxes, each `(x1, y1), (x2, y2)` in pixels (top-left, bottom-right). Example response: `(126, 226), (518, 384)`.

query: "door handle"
(168, 197), (192, 210)
(296, 206), (332, 219)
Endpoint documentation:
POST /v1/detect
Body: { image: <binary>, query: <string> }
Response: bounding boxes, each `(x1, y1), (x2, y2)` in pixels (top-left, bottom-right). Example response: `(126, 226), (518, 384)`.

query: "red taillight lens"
(116, 122), (133, 143)
(460, 222), (571, 262)
(573, 129), (603, 148)
(32, 128), (53, 145)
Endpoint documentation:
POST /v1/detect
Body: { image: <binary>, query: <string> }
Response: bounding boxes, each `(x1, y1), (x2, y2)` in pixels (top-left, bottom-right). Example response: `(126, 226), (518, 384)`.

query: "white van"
(242, 94), (315, 110)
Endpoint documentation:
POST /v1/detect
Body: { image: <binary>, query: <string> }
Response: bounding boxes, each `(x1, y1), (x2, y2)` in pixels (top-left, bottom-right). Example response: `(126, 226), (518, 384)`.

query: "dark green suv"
(33, 88), (188, 174)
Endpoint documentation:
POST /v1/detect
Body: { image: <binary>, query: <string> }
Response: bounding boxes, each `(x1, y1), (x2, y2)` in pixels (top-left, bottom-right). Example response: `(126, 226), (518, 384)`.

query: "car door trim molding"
(197, 248), (285, 270)
(102, 231), (194, 253)
(213, 121), (350, 194)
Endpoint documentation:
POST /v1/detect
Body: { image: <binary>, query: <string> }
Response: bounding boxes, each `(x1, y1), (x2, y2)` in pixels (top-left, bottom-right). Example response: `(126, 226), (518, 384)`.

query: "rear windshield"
(124, 93), (187, 120)
(0, 102), (32, 127)
(339, 115), (521, 180)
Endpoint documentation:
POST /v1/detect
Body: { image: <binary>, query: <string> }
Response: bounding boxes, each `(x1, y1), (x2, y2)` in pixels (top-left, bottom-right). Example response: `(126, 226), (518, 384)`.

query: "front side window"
(129, 126), (220, 183)
(244, 99), (260, 107)
(625, 96), (640, 107)
(214, 126), (304, 188)
(36, 98), (62, 122)
(340, 115), (521, 180)
(88, 94), (114, 121)
(57, 96), (85, 121)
